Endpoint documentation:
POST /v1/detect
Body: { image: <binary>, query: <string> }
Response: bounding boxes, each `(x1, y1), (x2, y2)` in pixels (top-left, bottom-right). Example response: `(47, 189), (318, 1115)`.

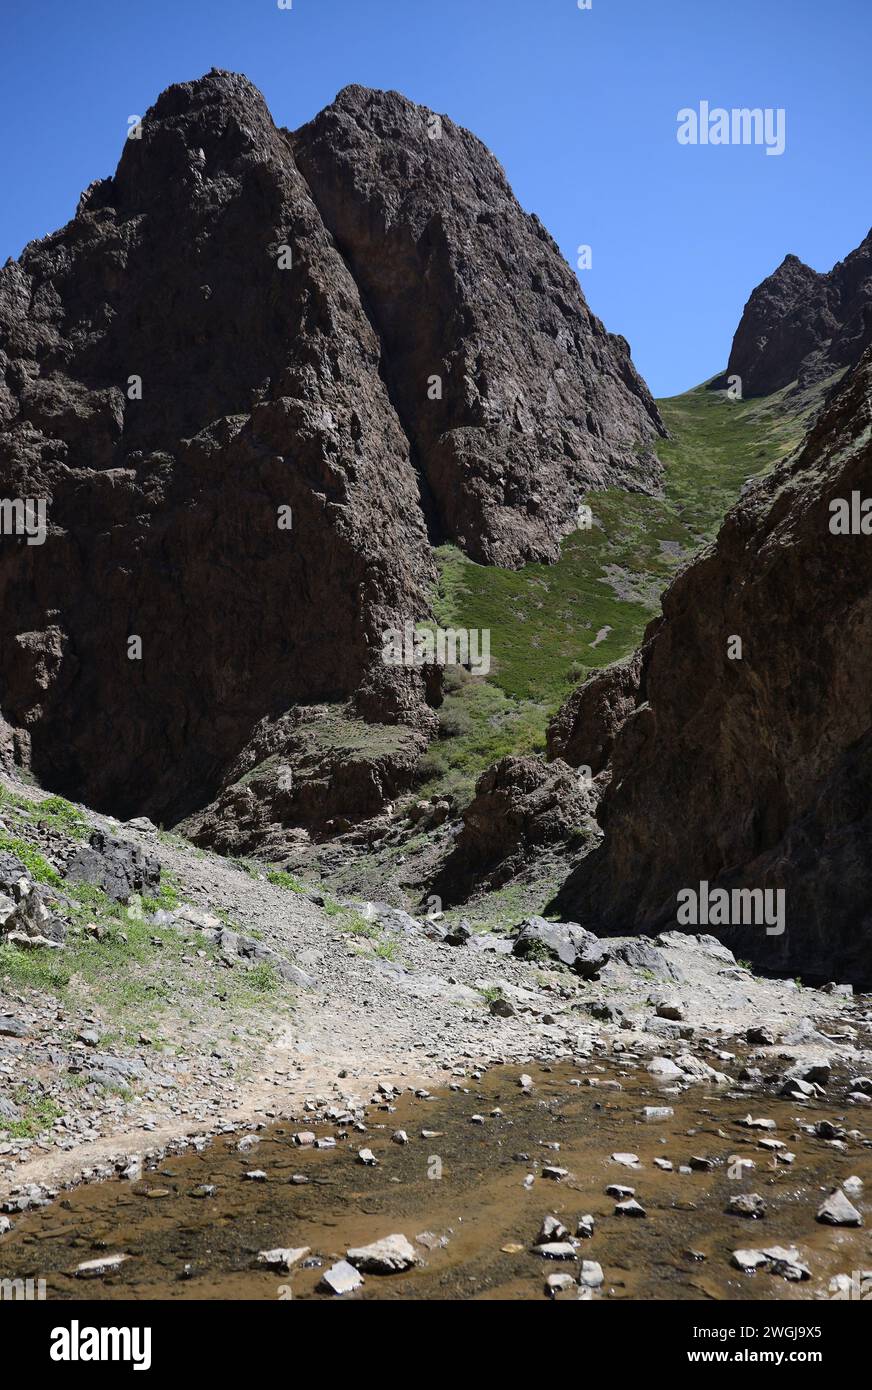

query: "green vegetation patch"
(0, 834), (62, 886)
(266, 869), (305, 892)
(418, 379), (819, 806)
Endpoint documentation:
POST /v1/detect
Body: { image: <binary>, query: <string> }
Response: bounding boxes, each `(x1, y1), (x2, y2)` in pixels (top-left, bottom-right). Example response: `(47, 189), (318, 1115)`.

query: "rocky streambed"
(1, 1060), (870, 1301)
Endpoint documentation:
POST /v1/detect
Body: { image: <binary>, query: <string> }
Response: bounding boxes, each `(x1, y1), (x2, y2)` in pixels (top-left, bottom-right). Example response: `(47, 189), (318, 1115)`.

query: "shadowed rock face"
(546, 650), (643, 774)
(432, 755), (597, 904)
(0, 70), (659, 829)
(294, 84), (665, 565)
(0, 70), (436, 823)
(551, 349), (872, 984)
(723, 229), (872, 398)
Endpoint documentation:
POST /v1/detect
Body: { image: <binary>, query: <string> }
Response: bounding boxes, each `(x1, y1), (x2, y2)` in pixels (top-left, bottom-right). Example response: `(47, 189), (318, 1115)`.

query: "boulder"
(512, 916), (609, 978)
(65, 830), (160, 903)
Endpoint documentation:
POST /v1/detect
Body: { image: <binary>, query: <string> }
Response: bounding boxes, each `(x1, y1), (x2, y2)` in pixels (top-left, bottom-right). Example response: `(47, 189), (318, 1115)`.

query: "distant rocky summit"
(721, 227), (872, 397)
(0, 69), (659, 830)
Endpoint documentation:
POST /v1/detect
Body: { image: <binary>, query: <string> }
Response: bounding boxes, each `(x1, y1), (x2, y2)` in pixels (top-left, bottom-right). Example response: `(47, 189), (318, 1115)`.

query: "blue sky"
(1, 0), (869, 396)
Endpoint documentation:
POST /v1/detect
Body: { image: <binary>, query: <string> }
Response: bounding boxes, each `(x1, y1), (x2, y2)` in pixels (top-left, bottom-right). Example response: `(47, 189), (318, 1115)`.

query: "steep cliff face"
(723, 229), (872, 398)
(0, 70), (659, 831)
(294, 84), (664, 566)
(0, 70), (436, 823)
(552, 349), (872, 983)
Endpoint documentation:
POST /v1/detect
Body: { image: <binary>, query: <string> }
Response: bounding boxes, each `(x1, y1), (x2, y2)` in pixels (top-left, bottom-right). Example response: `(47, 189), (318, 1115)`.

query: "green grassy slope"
(420, 378), (830, 805)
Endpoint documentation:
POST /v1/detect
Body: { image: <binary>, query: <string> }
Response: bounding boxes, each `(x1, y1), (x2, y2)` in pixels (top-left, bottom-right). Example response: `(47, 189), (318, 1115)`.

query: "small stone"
(546, 1273), (575, 1296)
(416, 1231), (448, 1251)
(817, 1188), (862, 1227)
(726, 1193), (766, 1219)
(611, 1152), (641, 1168)
(319, 1260), (364, 1295)
(357, 1148), (378, 1166)
(346, 1233), (421, 1273)
(731, 1248), (768, 1272)
(763, 1246), (811, 1281)
(647, 1057), (683, 1080)
(614, 1198), (646, 1218)
(257, 1246), (309, 1272)
(656, 1000), (684, 1022)
(606, 1184), (635, 1199)
(746, 1025), (776, 1045)
(542, 1165), (569, 1181)
(75, 1253), (130, 1278)
(533, 1241), (578, 1260)
(243, 1170), (267, 1182)
(576, 1215), (595, 1239)
(731, 1245), (810, 1280)
(579, 1259), (604, 1288)
(392, 1130), (409, 1145)
(537, 1215), (569, 1244)
(643, 1106), (674, 1122)
(489, 997), (516, 1018)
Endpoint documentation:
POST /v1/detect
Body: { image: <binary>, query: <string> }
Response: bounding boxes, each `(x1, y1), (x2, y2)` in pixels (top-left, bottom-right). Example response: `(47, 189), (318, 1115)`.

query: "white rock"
(546, 1273), (575, 1295)
(534, 1241), (578, 1260)
(647, 1057), (683, 1080)
(320, 1259), (364, 1294)
(817, 1188), (862, 1227)
(257, 1246), (309, 1272)
(75, 1253), (130, 1278)
(346, 1233), (421, 1273)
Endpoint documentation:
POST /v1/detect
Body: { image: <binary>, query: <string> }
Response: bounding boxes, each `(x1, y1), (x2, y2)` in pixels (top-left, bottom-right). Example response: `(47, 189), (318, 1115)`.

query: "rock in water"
(726, 1193), (767, 1219)
(345, 1234), (421, 1273)
(817, 1188), (863, 1227)
(74, 1253), (130, 1278)
(257, 1247), (309, 1272)
(319, 1260), (364, 1295)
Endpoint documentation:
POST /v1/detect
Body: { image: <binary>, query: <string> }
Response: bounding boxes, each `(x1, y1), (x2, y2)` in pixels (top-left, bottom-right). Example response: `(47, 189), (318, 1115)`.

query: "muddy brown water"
(1, 1062), (870, 1301)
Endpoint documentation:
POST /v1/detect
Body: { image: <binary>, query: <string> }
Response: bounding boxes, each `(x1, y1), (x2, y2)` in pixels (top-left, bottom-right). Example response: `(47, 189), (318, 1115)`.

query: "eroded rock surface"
(294, 83), (664, 565)
(553, 349), (872, 983)
(0, 70), (435, 828)
(432, 755), (597, 903)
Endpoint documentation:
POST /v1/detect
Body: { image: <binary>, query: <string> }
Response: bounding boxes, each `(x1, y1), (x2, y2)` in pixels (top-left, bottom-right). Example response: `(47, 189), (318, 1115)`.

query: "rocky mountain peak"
(723, 225), (872, 397)
(0, 70), (659, 829)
